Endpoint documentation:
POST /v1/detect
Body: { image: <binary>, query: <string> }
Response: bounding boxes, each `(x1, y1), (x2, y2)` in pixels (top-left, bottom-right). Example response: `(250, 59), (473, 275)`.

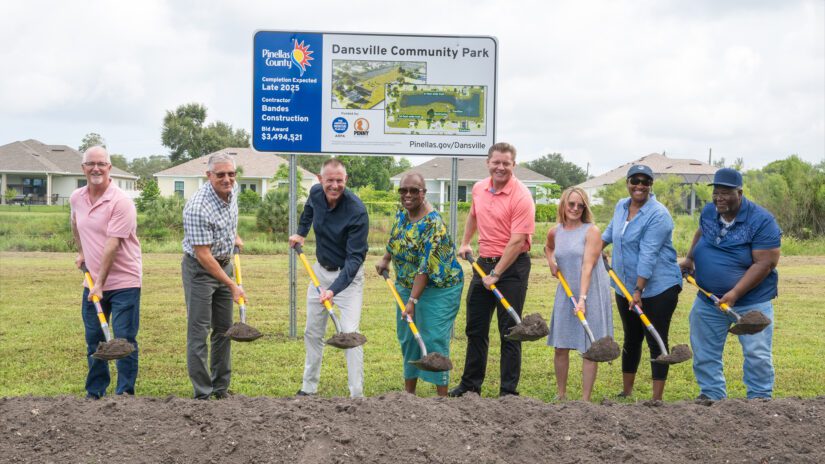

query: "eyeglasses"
(566, 201), (585, 210)
(212, 171), (236, 179)
(629, 177), (652, 186)
(715, 227), (729, 245)
(82, 162), (110, 168)
(398, 187), (423, 195)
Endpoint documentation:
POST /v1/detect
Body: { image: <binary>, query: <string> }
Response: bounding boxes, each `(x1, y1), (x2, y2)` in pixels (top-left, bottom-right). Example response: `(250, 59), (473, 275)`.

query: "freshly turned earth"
(654, 344), (693, 364)
(729, 311), (772, 335)
(582, 336), (621, 362)
(409, 352), (453, 371)
(505, 313), (550, 341)
(326, 332), (367, 349)
(1, 394), (823, 463)
(225, 322), (263, 342)
(91, 339), (135, 360)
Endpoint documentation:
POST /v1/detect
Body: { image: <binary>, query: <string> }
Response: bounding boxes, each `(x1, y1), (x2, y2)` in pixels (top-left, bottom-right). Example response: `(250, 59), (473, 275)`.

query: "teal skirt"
(395, 282), (463, 385)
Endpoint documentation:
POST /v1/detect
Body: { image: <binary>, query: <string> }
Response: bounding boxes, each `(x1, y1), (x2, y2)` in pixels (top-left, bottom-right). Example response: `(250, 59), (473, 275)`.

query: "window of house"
(174, 181), (184, 197)
(77, 179), (87, 188)
(240, 184), (247, 192)
(250, 184), (257, 192)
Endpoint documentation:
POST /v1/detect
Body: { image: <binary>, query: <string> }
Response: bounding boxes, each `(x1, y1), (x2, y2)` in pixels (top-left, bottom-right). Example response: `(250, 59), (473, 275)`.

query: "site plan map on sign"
(384, 84), (487, 136)
(331, 60), (426, 110)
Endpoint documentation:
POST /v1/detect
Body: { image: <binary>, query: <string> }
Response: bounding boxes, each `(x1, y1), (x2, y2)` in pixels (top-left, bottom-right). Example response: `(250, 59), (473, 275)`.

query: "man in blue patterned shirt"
(182, 153), (246, 400)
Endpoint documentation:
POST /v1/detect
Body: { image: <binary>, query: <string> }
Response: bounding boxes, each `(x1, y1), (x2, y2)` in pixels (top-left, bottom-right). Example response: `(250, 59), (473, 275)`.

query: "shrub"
(138, 195), (185, 240)
(535, 203), (557, 223)
(238, 189), (261, 214)
(256, 188), (290, 236)
(135, 180), (161, 213)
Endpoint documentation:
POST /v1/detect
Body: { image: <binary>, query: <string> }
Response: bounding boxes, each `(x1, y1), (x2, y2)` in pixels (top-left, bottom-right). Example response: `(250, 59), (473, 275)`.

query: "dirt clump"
(225, 322), (263, 342)
(409, 352), (453, 371)
(654, 344), (692, 364)
(729, 311), (772, 335)
(582, 336), (621, 362)
(505, 313), (549, 341)
(91, 339), (134, 360)
(325, 332), (367, 349)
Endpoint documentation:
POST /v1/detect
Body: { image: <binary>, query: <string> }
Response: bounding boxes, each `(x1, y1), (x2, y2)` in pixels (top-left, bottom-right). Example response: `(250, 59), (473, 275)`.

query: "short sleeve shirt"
(182, 182), (239, 261)
(693, 197), (782, 305)
(470, 176), (535, 257)
(387, 209), (464, 289)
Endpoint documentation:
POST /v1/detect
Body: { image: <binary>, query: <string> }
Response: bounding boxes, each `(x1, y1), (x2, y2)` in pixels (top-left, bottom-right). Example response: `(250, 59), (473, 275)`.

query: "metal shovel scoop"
(80, 263), (134, 361)
(556, 270), (620, 362)
(684, 274), (771, 335)
(380, 270), (452, 372)
(294, 244), (367, 349)
(224, 246), (263, 342)
(465, 254), (549, 342)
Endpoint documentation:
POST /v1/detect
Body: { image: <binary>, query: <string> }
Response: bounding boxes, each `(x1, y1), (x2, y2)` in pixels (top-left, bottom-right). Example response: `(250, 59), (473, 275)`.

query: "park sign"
(253, 31), (497, 157)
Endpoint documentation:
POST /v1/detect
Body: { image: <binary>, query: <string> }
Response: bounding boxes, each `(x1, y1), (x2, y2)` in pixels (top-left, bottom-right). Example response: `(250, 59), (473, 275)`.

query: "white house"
(0, 139), (138, 205)
(153, 148), (318, 200)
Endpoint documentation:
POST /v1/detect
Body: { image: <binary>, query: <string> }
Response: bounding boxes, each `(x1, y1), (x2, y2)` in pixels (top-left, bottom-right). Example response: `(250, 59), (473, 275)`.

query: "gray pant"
(302, 263), (365, 397)
(182, 254), (233, 399)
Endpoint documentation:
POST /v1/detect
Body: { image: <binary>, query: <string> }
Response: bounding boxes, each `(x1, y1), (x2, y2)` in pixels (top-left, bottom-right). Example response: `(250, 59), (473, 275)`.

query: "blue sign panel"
(253, 31), (323, 152)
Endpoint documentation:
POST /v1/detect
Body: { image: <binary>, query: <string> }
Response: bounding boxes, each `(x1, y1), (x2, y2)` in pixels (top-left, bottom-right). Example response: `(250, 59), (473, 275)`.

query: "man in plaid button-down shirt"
(182, 153), (246, 400)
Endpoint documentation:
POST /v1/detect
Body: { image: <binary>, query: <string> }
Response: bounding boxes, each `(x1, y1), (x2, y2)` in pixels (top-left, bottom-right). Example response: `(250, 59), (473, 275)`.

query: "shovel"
(293, 244), (367, 349)
(465, 253), (549, 342)
(556, 270), (620, 362)
(380, 270), (452, 372)
(224, 246), (263, 342)
(684, 274), (771, 335)
(601, 255), (691, 364)
(80, 263), (135, 361)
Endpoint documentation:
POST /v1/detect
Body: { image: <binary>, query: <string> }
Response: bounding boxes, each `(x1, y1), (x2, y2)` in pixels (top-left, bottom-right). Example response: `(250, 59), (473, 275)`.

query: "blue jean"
(689, 297), (774, 400)
(81, 287), (140, 397)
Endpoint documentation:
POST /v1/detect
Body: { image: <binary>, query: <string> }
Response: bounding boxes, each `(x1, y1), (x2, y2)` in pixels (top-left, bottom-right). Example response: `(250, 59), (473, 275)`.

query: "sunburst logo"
(291, 39), (314, 77)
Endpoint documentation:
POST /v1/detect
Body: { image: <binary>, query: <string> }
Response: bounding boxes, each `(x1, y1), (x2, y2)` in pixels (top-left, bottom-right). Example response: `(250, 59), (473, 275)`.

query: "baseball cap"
(710, 168), (743, 188)
(626, 164), (654, 179)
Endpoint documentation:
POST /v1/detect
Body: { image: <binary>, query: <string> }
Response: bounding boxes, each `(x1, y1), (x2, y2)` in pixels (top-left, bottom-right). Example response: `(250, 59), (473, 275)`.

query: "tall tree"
(78, 132), (106, 152)
(161, 103), (250, 164)
(128, 155), (172, 181)
(521, 153), (587, 189)
(337, 155), (409, 190)
(109, 154), (129, 171)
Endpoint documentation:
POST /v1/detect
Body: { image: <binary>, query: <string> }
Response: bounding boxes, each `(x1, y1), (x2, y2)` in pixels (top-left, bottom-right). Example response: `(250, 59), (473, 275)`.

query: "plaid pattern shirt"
(182, 182), (239, 261)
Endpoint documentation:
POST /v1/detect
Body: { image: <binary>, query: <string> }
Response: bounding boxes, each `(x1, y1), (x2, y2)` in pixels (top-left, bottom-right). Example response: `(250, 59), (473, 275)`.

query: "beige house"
(153, 148), (318, 200)
(390, 157), (555, 206)
(0, 139), (138, 205)
(576, 152), (718, 209)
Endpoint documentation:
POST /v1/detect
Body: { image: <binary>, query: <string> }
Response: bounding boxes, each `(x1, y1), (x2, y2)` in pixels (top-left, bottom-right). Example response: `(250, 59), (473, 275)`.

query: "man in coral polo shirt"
(70, 146), (142, 399)
(450, 142), (536, 397)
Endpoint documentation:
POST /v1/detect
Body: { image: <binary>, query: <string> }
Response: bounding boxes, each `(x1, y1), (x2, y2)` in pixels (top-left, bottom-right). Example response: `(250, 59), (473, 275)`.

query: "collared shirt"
(470, 176), (535, 257)
(70, 182), (142, 290)
(602, 194), (682, 298)
(182, 182), (239, 261)
(297, 183), (369, 295)
(387, 209), (463, 289)
(693, 196), (781, 305)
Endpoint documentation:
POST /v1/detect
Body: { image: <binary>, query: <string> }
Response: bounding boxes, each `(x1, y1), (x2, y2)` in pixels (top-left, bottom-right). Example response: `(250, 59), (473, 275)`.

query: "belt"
(320, 263), (342, 272)
(184, 253), (230, 267)
(478, 252), (529, 264)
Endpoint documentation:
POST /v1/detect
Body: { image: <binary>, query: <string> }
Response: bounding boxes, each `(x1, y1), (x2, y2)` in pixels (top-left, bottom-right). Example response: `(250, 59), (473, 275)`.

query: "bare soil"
(410, 352), (453, 371)
(582, 336), (621, 362)
(326, 332), (367, 349)
(225, 322), (263, 342)
(1, 394), (823, 463)
(91, 339), (135, 361)
(505, 313), (549, 341)
(730, 311), (772, 335)
(654, 344), (693, 365)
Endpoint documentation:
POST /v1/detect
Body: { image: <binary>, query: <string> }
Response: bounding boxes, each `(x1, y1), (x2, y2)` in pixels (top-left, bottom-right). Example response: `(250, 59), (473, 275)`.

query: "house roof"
(0, 139), (137, 178)
(576, 153), (718, 189)
(390, 157), (555, 183)
(154, 148), (316, 180)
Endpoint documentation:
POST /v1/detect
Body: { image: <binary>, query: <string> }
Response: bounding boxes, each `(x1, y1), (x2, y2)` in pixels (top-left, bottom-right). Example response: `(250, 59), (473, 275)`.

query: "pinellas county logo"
(291, 39), (313, 77)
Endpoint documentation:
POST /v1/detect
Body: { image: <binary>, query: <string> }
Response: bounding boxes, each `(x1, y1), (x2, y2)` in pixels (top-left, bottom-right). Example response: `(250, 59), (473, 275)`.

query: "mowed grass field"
(1, 252), (823, 401)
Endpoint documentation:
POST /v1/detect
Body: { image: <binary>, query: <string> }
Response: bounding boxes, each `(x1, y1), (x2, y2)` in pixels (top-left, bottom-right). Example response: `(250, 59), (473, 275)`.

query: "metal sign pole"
(288, 154), (298, 339)
(450, 156), (459, 339)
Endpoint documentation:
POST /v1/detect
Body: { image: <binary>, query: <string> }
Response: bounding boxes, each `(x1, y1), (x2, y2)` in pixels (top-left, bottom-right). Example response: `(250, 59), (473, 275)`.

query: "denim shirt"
(602, 194), (682, 298)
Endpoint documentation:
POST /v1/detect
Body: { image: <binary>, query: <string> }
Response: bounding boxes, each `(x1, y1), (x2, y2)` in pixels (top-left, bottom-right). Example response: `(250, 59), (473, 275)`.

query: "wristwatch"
(408, 297), (419, 305)
(489, 269), (498, 278)
(634, 286), (644, 294)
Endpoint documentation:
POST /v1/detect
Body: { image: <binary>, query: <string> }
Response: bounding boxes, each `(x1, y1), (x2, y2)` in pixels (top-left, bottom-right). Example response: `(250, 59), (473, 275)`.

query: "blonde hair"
(557, 187), (593, 225)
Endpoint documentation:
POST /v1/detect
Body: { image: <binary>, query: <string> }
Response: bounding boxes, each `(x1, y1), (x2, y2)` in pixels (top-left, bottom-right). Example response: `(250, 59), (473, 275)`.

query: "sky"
(1, 0), (822, 176)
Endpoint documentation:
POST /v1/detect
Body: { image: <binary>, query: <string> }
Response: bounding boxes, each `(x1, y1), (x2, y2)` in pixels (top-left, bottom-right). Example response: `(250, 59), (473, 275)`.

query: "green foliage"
(536, 183), (561, 202)
(272, 164), (307, 200)
(354, 185), (397, 202)
(129, 155), (172, 181)
(238, 188), (261, 214)
(161, 103), (250, 164)
(651, 175), (689, 213)
(256, 188), (290, 236)
(4, 187), (18, 202)
(521, 153), (587, 188)
(78, 132), (105, 152)
(296, 155), (326, 175)
(362, 202), (397, 215)
(110, 154), (129, 171)
(534, 203), (558, 223)
(135, 179), (161, 213)
(335, 156), (409, 190)
(139, 195), (185, 240)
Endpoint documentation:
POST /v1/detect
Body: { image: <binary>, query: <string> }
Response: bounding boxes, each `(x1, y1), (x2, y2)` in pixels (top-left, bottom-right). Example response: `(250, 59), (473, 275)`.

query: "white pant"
(302, 262), (364, 398)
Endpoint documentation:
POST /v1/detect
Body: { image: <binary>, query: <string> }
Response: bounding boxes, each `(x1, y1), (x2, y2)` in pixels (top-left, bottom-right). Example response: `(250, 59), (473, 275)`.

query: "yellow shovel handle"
(381, 272), (421, 336)
(295, 245), (335, 311)
(232, 251), (245, 307)
(685, 275), (731, 311)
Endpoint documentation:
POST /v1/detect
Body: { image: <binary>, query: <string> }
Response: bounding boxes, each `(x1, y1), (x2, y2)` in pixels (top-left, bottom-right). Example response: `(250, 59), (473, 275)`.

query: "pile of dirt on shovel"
(729, 311), (772, 335)
(91, 339), (134, 360)
(326, 332), (367, 349)
(225, 322), (263, 342)
(506, 313), (549, 341)
(410, 352), (453, 371)
(1, 394), (823, 463)
(582, 336), (621, 362)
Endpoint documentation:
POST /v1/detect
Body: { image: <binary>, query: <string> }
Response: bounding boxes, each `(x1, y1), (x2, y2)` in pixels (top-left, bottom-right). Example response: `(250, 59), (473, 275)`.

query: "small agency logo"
(332, 117), (348, 134)
(291, 39), (314, 77)
(353, 118), (370, 136)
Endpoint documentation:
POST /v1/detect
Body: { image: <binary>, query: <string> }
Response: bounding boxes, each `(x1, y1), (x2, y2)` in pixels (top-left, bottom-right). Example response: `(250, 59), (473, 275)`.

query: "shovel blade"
(652, 344), (692, 364)
(503, 313), (549, 342)
(408, 353), (453, 372)
(728, 311), (771, 335)
(581, 337), (621, 362)
(91, 339), (135, 361)
(225, 322), (263, 342)
(325, 332), (367, 349)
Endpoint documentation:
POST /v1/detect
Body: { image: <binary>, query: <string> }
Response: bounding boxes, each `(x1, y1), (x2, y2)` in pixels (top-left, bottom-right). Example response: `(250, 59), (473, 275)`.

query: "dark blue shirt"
(298, 183), (369, 295)
(693, 196), (781, 305)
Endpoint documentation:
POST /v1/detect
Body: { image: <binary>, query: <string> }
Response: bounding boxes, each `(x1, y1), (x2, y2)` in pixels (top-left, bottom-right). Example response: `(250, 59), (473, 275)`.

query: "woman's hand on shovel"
(575, 298), (586, 316)
(402, 299), (416, 320)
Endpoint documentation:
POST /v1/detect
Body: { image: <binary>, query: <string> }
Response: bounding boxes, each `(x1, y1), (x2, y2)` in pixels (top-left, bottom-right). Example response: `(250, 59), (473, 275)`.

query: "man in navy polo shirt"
(680, 168), (781, 400)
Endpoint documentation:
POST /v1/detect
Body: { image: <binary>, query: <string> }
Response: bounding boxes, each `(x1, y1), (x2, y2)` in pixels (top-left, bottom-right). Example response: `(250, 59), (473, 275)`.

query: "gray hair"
(207, 153), (236, 171)
(82, 146), (110, 163)
(400, 171), (425, 187)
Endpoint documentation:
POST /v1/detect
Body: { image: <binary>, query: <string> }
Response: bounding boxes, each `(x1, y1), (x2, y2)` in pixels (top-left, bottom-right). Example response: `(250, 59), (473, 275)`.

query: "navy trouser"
(81, 287), (140, 397)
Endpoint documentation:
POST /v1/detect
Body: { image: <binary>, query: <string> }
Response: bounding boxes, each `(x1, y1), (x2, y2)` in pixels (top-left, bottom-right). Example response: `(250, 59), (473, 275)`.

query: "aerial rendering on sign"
(331, 60), (426, 109)
(385, 84), (486, 136)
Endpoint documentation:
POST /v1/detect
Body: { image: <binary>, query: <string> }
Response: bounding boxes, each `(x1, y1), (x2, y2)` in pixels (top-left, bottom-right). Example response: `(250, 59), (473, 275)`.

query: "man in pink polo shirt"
(450, 142), (536, 397)
(70, 146), (142, 399)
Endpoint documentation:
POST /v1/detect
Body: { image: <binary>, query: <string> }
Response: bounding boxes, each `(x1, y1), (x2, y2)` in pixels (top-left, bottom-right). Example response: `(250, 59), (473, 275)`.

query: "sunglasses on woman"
(629, 177), (652, 186)
(566, 201), (585, 210)
(398, 187), (423, 195)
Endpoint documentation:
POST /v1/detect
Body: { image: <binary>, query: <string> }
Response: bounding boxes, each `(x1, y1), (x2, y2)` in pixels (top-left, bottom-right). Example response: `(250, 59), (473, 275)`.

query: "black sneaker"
(448, 385), (476, 397)
(499, 390), (519, 398)
(616, 391), (632, 399)
(212, 391), (231, 400)
(296, 389), (315, 397)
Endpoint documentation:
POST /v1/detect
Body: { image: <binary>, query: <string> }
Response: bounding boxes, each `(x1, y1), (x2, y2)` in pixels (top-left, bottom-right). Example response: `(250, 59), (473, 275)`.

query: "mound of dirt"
(2, 394), (823, 463)
(654, 344), (693, 364)
(582, 336), (621, 362)
(729, 311), (772, 335)
(409, 352), (453, 371)
(225, 322), (263, 342)
(91, 339), (134, 360)
(326, 332), (367, 349)
(505, 313), (549, 341)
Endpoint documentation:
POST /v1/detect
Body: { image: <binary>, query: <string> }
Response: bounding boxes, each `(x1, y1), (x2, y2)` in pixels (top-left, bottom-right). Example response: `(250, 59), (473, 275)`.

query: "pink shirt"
(470, 176), (536, 257)
(71, 182), (142, 290)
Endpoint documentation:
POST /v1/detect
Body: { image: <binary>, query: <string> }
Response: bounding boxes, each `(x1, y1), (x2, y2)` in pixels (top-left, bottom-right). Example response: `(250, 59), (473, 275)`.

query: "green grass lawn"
(1, 252), (822, 401)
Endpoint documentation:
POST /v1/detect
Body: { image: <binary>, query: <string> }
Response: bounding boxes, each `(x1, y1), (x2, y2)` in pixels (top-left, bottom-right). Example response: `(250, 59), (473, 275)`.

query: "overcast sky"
(1, 0), (822, 176)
